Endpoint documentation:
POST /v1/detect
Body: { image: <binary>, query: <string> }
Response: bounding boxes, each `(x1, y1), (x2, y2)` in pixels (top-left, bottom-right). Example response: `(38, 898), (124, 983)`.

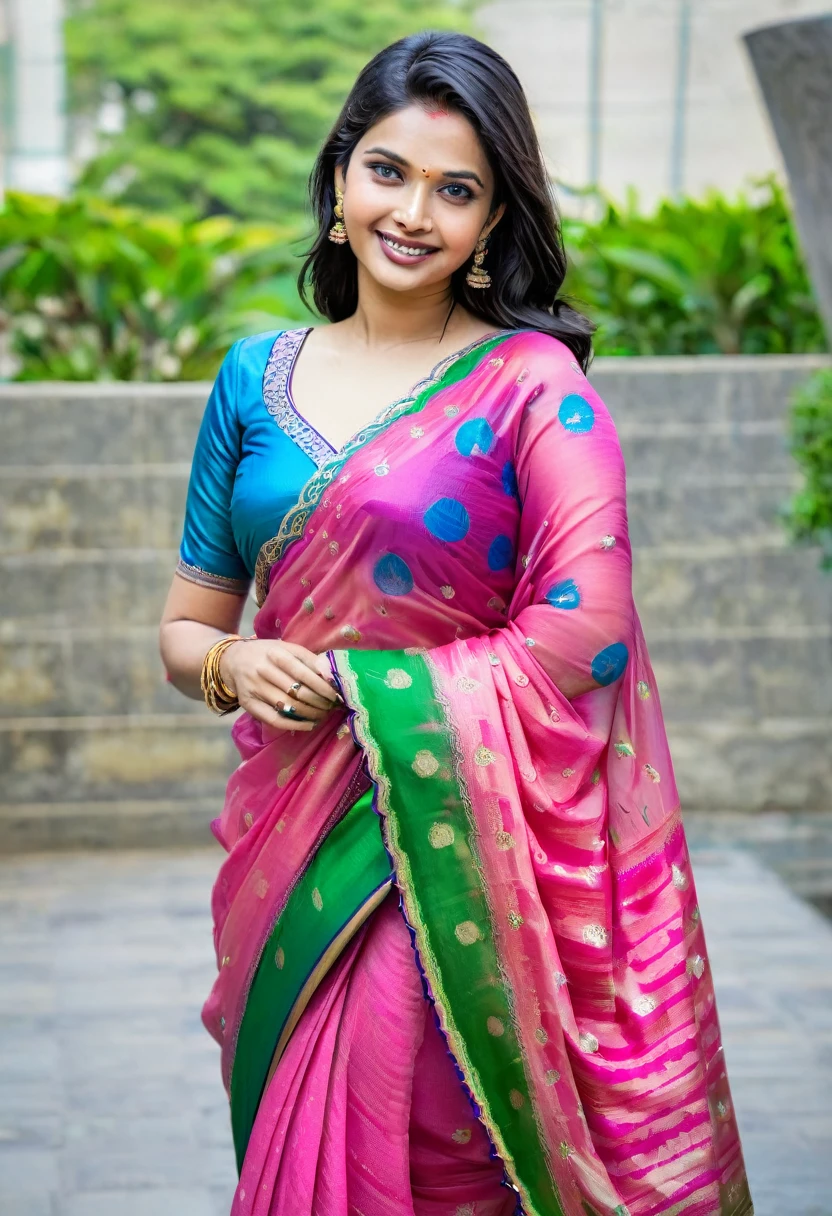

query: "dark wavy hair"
(298, 31), (594, 370)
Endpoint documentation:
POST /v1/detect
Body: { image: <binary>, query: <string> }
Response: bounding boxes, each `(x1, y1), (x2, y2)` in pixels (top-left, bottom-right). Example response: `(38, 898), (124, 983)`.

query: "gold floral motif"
(487, 595), (507, 614)
(404, 646), (427, 656)
(579, 1031), (599, 1053)
(474, 745), (496, 767)
(336, 722), (351, 740)
(444, 405), (460, 418)
(562, 767), (575, 778)
(514, 673), (529, 687)
(487, 1016), (505, 1037)
(553, 970), (567, 987)
(440, 584), (455, 599)
(671, 863), (688, 890)
(410, 425), (425, 439)
(340, 624), (360, 642)
(300, 576), (311, 587)
(525, 637), (536, 647)
(254, 876), (269, 899)
(302, 596), (314, 614)
(535, 1026), (548, 1045)
(455, 1205), (475, 1216)
(509, 1088), (525, 1108)
(633, 995), (657, 1016)
(716, 1099), (730, 1119)
(243, 812), (253, 829)
(686, 953), (706, 979)
(600, 534), (616, 550)
(559, 1141), (572, 1159)
(637, 680), (651, 699)
(275, 946), (285, 970)
(329, 540), (339, 555)
(456, 676), (478, 693)
(428, 823), (455, 849)
(412, 749), (439, 778)
(591, 769), (601, 785)
(521, 554), (530, 569)
(312, 887), (323, 911)
(507, 909), (524, 930)
(374, 461), (389, 477)
(495, 830), (515, 850)
(545, 1069), (560, 1086)
(451, 1128), (472, 1144)
(614, 741), (636, 759)
(582, 923), (608, 948)
(324, 606), (334, 620)
(454, 920), (481, 945)
(275, 817), (286, 833)
(643, 763), (661, 783)
(487, 652), (500, 666)
(384, 668), (413, 690)
(276, 767), (291, 788)
(489, 357), (505, 368)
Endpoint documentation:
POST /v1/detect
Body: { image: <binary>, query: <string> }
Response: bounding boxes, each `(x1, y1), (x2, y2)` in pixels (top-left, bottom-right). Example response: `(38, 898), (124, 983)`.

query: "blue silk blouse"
(177, 328), (334, 594)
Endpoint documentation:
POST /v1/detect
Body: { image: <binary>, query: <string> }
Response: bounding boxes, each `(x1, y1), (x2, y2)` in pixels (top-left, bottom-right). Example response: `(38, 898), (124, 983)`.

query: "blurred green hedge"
(0, 179), (826, 381)
(785, 369), (832, 569)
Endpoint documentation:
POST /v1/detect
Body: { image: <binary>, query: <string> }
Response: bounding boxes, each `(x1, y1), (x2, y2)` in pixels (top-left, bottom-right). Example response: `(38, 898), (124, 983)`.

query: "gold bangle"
(201, 635), (244, 716)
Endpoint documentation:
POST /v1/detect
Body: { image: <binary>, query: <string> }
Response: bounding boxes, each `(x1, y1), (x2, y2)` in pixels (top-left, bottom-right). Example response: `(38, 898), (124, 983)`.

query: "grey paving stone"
(0, 846), (829, 1216)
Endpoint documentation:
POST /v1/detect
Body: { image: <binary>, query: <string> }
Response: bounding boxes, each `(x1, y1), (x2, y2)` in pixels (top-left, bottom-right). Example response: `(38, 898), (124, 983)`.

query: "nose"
(390, 181), (433, 234)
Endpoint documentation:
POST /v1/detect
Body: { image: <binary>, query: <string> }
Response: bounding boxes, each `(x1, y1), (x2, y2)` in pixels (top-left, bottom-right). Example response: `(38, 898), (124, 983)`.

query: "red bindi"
(426, 108), (449, 120)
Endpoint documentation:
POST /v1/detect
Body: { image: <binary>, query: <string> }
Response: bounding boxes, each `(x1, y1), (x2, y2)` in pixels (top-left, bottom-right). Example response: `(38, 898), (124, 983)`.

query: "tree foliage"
(65, 0), (471, 222)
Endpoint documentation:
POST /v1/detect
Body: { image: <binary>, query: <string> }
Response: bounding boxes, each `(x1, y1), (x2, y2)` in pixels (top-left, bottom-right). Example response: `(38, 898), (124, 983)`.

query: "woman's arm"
(159, 575), (338, 730)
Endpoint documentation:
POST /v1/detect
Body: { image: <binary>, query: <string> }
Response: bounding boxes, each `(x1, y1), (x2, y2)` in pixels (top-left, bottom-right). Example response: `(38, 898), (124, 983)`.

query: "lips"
(376, 231), (440, 266)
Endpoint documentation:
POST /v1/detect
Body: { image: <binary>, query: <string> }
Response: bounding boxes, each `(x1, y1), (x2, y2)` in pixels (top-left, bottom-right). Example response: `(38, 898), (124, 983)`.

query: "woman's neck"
(341, 265), (471, 352)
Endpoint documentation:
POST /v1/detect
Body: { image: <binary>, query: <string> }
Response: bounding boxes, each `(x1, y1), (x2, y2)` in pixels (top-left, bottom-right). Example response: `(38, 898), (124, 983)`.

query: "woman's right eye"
(370, 163), (401, 181)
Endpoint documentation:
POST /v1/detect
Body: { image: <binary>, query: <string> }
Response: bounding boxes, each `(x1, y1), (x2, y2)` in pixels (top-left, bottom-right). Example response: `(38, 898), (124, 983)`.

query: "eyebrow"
(363, 146), (484, 190)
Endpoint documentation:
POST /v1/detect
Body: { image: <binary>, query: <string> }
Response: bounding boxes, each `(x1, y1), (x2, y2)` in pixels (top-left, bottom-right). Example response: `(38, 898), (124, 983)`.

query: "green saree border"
(254, 330), (515, 603)
(335, 648), (564, 1216)
(229, 787), (392, 1172)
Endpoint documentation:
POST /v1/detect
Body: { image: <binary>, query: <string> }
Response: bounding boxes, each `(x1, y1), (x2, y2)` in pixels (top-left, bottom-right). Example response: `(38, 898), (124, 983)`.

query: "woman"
(160, 31), (752, 1216)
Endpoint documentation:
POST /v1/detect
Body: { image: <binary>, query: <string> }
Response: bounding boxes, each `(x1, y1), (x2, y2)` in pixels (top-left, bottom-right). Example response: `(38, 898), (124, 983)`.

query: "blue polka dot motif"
(424, 498), (470, 543)
(455, 418), (495, 457)
(501, 460), (520, 501)
(488, 534), (515, 571)
(545, 579), (581, 610)
(373, 553), (414, 596)
(591, 642), (629, 686)
(558, 394), (595, 434)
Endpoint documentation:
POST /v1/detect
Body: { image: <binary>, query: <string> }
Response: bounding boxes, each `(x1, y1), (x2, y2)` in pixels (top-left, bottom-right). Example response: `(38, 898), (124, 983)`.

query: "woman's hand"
(220, 639), (340, 732)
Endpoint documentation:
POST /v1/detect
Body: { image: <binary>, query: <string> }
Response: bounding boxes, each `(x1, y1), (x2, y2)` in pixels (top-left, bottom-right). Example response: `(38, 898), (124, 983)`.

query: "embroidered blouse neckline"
(262, 325), (518, 471)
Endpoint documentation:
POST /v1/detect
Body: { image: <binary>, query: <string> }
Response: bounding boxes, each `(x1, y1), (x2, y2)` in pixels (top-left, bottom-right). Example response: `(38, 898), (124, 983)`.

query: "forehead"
(355, 104), (491, 178)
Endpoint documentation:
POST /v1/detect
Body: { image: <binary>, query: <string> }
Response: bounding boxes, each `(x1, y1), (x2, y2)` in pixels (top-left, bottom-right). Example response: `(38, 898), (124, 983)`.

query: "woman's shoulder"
(229, 326), (310, 366)
(501, 328), (587, 374)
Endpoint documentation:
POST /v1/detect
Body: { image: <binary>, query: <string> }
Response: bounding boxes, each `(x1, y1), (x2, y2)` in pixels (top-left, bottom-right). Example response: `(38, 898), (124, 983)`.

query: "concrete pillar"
(744, 15), (832, 343)
(6, 0), (67, 196)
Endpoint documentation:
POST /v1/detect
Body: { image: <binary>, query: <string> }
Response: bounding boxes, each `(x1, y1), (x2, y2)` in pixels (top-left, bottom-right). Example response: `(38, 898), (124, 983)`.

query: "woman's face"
(336, 103), (504, 296)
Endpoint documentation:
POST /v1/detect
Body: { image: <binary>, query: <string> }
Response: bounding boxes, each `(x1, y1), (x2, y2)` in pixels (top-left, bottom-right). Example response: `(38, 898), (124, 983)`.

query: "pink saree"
(202, 329), (752, 1216)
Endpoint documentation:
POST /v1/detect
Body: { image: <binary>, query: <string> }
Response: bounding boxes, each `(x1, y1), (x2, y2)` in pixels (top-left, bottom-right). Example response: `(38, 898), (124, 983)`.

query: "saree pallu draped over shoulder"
(203, 330), (753, 1216)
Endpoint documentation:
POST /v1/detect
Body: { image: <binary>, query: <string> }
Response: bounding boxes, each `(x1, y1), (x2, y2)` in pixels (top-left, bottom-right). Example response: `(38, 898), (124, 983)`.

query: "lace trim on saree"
(176, 558), (250, 595)
(262, 328), (334, 470)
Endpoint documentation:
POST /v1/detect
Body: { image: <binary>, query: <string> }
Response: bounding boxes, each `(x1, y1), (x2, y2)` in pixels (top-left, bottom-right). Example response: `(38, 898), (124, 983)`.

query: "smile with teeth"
(379, 233), (437, 257)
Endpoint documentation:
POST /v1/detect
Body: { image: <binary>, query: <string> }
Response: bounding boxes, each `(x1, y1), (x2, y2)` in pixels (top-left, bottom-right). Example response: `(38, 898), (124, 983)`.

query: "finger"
(246, 693), (315, 731)
(279, 653), (341, 705)
(269, 688), (329, 722)
(249, 661), (333, 713)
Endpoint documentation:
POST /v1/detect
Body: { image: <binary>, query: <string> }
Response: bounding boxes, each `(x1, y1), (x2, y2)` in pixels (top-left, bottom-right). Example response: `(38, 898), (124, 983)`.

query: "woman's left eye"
(371, 163), (401, 181)
(441, 183), (473, 201)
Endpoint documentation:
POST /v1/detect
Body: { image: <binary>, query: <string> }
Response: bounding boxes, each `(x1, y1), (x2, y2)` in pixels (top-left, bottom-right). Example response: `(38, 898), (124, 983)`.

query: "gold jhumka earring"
(466, 232), (492, 289)
(328, 185), (348, 245)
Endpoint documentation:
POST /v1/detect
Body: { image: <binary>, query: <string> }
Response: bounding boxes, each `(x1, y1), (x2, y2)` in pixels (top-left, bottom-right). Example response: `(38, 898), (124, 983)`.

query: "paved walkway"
(1, 844), (831, 1216)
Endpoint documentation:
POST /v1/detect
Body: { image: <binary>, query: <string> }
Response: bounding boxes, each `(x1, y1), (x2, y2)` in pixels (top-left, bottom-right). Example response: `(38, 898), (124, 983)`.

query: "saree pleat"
(204, 329), (752, 1216)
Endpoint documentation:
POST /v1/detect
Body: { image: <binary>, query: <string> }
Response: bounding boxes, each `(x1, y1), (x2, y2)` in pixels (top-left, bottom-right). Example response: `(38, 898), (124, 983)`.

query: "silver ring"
(288, 681), (302, 696)
(281, 705), (299, 719)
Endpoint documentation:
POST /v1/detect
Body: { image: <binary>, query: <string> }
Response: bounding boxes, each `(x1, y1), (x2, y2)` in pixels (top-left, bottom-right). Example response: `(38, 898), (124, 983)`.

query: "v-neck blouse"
(178, 329), (328, 594)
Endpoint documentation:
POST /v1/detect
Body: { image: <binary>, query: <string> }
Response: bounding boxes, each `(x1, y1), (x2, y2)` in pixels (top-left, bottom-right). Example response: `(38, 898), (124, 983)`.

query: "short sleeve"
(177, 341), (251, 594)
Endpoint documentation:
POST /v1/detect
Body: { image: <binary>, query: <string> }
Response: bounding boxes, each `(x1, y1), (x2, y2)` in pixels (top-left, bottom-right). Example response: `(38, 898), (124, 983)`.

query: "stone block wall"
(1, 355), (830, 849)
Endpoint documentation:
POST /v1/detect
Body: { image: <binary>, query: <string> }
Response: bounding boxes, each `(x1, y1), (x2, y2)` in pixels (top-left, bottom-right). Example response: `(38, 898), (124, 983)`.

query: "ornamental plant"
(0, 191), (307, 381)
(563, 179), (826, 357)
(785, 369), (832, 569)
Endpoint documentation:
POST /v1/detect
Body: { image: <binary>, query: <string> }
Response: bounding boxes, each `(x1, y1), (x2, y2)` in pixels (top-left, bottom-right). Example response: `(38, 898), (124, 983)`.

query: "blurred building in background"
(481, 0), (832, 209)
(0, 0), (67, 197)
